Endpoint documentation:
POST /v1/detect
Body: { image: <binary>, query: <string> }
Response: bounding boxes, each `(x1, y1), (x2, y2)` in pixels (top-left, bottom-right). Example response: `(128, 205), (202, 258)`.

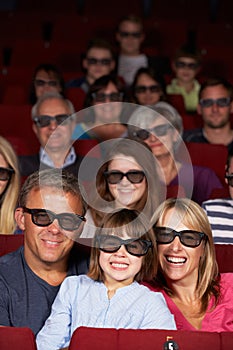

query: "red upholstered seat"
(0, 326), (36, 349)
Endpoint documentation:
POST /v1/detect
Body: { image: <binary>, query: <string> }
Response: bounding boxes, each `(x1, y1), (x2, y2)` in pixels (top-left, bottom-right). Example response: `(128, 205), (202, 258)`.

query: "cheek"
(108, 184), (117, 198)
(99, 252), (108, 271)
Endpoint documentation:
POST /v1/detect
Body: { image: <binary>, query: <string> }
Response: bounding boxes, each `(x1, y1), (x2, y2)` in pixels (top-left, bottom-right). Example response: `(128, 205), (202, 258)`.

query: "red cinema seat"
(0, 326), (36, 350)
(66, 87), (86, 112)
(0, 234), (24, 256)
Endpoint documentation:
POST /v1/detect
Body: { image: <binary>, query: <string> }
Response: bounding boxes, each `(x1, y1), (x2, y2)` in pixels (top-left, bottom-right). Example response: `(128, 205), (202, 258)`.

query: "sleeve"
(36, 277), (78, 350)
(0, 279), (11, 326)
(193, 167), (223, 204)
(140, 291), (177, 330)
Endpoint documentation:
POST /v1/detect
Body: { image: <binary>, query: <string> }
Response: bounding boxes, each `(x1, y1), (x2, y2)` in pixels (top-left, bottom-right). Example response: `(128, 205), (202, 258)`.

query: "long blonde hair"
(0, 137), (20, 233)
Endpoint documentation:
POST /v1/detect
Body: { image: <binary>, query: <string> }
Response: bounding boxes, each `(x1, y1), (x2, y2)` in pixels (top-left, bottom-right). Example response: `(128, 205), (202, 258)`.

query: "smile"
(166, 256), (186, 264)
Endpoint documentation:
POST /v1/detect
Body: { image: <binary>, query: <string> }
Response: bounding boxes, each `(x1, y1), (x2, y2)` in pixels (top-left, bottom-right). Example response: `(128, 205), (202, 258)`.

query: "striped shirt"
(202, 198), (233, 244)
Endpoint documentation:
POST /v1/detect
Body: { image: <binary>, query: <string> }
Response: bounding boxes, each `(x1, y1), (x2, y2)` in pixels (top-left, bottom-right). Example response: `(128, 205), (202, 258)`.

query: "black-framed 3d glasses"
(104, 170), (145, 184)
(92, 92), (123, 103)
(154, 226), (207, 248)
(34, 79), (59, 87)
(23, 207), (86, 231)
(175, 61), (199, 70)
(132, 124), (172, 141)
(86, 57), (112, 66)
(134, 85), (161, 94)
(96, 234), (152, 256)
(0, 167), (14, 181)
(33, 114), (71, 128)
(118, 31), (142, 39)
(199, 97), (231, 108)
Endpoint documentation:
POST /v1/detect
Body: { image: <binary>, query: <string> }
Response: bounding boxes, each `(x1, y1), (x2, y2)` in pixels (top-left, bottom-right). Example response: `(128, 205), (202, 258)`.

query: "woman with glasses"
(72, 74), (127, 141)
(128, 102), (223, 204)
(80, 138), (163, 238)
(36, 208), (176, 350)
(146, 197), (233, 332)
(131, 67), (166, 106)
(0, 136), (20, 234)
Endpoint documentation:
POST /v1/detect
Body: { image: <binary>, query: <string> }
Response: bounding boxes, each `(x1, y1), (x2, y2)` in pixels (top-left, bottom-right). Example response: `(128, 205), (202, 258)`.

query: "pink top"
(144, 273), (233, 332)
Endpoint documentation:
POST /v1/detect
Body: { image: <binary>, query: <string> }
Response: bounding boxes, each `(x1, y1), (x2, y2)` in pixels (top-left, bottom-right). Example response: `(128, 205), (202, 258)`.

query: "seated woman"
(127, 102), (222, 204)
(130, 67), (167, 106)
(147, 197), (233, 332)
(72, 74), (127, 141)
(0, 136), (21, 234)
(80, 138), (163, 238)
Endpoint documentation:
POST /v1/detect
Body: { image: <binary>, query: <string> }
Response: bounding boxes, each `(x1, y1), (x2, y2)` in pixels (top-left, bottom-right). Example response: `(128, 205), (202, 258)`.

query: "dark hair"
(117, 14), (144, 33)
(174, 45), (202, 65)
(131, 67), (167, 103)
(29, 63), (65, 104)
(86, 37), (115, 59)
(199, 77), (233, 100)
(88, 208), (157, 282)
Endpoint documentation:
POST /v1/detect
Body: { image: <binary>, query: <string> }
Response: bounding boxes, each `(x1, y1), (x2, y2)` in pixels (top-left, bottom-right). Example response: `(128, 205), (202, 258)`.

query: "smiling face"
(107, 155), (147, 208)
(173, 57), (199, 85)
(116, 20), (144, 56)
(34, 69), (62, 99)
(15, 187), (84, 269)
(156, 208), (205, 286)
(99, 232), (143, 290)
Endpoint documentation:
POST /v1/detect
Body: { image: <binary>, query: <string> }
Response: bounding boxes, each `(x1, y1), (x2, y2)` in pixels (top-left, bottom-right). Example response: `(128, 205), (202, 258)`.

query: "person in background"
(166, 46), (201, 113)
(29, 63), (65, 105)
(131, 67), (166, 106)
(0, 136), (20, 234)
(183, 77), (233, 151)
(202, 149), (233, 244)
(80, 138), (162, 238)
(148, 197), (233, 332)
(128, 103), (223, 205)
(0, 169), (89, 335)
(116, 14), (148, 87)
(66, 37), (116, 93)
(19, 92), (82, 178)
(36, 209), (176, 350)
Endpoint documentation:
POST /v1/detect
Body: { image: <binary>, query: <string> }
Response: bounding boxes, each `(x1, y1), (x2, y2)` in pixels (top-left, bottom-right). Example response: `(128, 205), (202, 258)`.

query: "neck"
(157, 155), (180, 184)
(46, 147), (71, 168)
(203, 123), (233, 145)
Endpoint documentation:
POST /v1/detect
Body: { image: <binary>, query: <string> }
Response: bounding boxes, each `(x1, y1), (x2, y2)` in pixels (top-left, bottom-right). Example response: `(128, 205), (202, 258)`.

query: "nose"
(114, 245), (127, 257)
(211, 102), (219, 112)
(47, 219), (60, 233)
(119, 175), (131, 186)
(169, 236), (183, 251)
(49, 119), (58, 130)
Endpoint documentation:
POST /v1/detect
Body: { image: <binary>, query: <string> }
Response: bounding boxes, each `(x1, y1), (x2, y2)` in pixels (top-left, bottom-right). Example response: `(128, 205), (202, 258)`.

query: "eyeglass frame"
(104, 170), (146, 184)
(23, 207), (86, 231)
(134, 85), (161, 94)
(92, 92), (123, 103)
(86, 57), (112, 66)
(132, 124), (172, 141)
(175, 60), (199, 70)
(199, 97), (231, 108)
(0, 167), (14, 181)
(154, 226), (207, 248)
(118, 31), (142, 39)
(34, 79), (59, 87)
(33, 114), (71, 128)
(95, 234), (152, 256)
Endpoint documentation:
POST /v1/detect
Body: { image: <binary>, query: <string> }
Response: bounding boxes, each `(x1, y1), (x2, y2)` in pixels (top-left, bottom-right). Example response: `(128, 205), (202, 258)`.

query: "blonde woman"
(0, 136), (20, 233)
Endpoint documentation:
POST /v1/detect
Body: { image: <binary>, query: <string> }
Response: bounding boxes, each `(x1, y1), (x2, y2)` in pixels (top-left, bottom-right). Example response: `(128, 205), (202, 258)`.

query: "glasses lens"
(104, 171), (123, 184)
(34, 115), (51, 127)
(47, 80), (58, 87)
(109, 93), (122, 102)
(0, 167), (13, 181)
(135, 129), (150, 140)
(93, 93), (106, 102)
(135, 86), (147, 94)
(33, 210), (52, 226)
(97, 235), (121, 252)
(126, 171), (145, 183)
(153, 124), (171, 136)
(199, 99), (213, 108)
(180, 231), (204, 247)
(154, 227), (174, 244)
(55, 114), (70, 125)
(58, 213), (84, 231)
(216, 97), (231, 107)
(125, 239), (151, 256)
(34, 79), (46, 86)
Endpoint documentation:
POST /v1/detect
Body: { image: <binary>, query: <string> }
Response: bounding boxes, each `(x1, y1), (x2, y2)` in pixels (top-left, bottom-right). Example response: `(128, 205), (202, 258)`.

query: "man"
(183, 77), (233, 151)
(66, 37), (116, 93)
(116, 14), (148, 86)
(202, 150), (233, 244)
(0, 169), (89, 335)
(19, 92), (83, 178)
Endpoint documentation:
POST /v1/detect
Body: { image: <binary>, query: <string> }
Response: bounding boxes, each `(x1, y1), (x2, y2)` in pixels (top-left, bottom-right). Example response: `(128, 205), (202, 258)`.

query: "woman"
(29, 63), (65, 104)
(72, 74), (127, 141)
(147, 197), (233, 332)
(81, 138), (163, 237)
(131, 67), (166, 106)
(127, 102), (222, 204)
(0, 136), (20, 234)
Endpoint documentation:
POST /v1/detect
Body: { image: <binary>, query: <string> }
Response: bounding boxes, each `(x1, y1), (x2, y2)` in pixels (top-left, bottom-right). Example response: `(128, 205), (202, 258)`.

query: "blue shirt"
(36, 275), (176, 349)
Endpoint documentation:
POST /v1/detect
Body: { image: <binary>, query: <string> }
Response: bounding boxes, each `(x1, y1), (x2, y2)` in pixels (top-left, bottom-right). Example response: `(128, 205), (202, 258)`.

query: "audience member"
(128, 103), (223, 204)
(183, 77), (233, 150)
(202, 149), (233, 244)
(131, 67), (166, 106)
(72, 74), (127, 141)
(0, 169), (89, 335)
(81, 138), (162, 238)
(66, 37), (116, 93)
(0, 136), (20, 234)
(116, 14), (148, 87)
(166, 46), (201, 113)
(147, 197), (233, 331)
(29, 63), (65, 105)
(19, 92), (82, 178)
(36, 208), (176, 349)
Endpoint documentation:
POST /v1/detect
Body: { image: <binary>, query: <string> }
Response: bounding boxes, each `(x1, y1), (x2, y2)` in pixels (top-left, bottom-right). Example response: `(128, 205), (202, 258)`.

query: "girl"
(36, 209), (176, 350)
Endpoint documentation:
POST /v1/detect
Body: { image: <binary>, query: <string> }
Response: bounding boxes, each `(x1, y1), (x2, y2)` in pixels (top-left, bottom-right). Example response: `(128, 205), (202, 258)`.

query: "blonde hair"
(151, 198), (220, 313)
(0, 137), (20, 233)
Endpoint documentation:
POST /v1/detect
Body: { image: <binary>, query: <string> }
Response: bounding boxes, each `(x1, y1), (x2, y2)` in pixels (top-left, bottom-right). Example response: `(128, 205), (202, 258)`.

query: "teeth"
(45, 240), (59, 245)
(111, 263), (128, 268)
(166, 256), (186, 264)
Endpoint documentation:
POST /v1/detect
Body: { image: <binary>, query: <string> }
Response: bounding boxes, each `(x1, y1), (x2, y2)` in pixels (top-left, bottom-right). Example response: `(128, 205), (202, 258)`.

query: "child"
(36, 209), (176, 349)
(166, 45), (201, 113)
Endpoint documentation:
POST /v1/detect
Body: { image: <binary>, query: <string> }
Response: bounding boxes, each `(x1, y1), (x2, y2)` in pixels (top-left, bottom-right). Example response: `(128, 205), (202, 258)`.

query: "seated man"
(183, 77), (233, 151)
(202, 150), (233, 244)
(0, 169), (89, 335)
(19, 92), (82, 178)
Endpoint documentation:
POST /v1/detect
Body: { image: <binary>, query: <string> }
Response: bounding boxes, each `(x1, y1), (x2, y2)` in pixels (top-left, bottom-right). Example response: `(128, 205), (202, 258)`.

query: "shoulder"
(202, 198), (232, 209)
(183, 128), (204, 141)
(220, 273), (233, 286)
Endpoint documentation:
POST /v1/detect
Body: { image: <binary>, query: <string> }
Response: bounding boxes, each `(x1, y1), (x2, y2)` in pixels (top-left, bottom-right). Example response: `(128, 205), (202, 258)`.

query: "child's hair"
(174, 44), (202, 66)
(117, 14), (144, 33)
(88, 208), (157, 283)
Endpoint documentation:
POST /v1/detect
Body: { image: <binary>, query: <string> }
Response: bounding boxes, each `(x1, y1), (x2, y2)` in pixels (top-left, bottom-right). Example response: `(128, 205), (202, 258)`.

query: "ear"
(32, 123), (39, 137)
(171, 60), (177, 73)
(15, 207), (26, 231)
(83, 58), (88, 70)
